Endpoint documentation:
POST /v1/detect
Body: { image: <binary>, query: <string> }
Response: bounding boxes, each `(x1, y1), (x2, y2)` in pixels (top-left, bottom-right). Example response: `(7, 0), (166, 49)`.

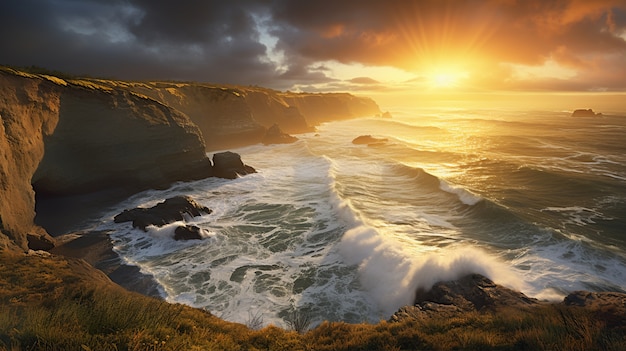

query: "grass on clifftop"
(1, 252), (625, 351)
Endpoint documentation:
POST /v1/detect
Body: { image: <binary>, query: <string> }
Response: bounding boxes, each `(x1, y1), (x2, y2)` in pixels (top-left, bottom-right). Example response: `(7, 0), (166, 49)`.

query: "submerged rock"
(212, 151), (257, 179)
(114, 195), (211, 231)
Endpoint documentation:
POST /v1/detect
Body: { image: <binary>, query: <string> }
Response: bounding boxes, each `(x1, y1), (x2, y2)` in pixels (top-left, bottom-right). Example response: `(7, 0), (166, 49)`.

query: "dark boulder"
(212, 151), (256, 179)
(262, 124), (298, 145)
(391, 274), (538, 322)
(352, 135), (388, 146)
(114, 196), (211, 231)
(174, 225), (204, 241)
(413, 273), (538, 311)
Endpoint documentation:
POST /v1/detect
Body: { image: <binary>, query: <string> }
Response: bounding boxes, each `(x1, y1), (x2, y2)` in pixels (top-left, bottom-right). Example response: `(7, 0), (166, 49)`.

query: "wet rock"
(212, 151), (256, 179)
(414, 273), (538, 311)
(391, 274), (539, 322)
(114, 196), (211, 231)
(174, 225), (204, 241)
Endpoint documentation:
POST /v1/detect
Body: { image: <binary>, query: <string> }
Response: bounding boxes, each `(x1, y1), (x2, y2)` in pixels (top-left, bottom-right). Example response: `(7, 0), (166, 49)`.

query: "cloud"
(0, 0), (277, 84)
(0, 0), (625, 91)
(349, 77), (381, 85)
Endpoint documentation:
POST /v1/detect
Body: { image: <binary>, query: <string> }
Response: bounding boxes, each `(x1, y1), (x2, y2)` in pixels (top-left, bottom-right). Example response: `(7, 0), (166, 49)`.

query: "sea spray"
(339, 224), (526, 316)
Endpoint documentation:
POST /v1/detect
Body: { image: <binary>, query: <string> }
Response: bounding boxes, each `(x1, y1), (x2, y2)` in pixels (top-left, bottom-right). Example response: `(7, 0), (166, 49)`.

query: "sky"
(1, 0), (626, 108)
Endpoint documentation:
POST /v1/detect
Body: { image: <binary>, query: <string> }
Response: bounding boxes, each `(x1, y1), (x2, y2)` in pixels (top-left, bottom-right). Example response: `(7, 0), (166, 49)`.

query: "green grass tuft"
(1, 252), (624, 350)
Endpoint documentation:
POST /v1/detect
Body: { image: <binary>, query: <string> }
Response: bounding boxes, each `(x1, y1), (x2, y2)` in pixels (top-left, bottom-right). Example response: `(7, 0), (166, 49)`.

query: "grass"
(1, 251), (625, 351)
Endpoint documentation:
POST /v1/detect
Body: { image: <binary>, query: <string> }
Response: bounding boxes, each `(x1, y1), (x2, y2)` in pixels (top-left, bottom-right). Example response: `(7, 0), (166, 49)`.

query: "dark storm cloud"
(0, 0), (281, 85)
(1, 0), (625, 91)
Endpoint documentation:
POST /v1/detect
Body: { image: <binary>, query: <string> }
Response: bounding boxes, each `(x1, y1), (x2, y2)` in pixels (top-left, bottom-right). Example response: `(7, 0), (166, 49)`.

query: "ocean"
(89, 108), (626, 327)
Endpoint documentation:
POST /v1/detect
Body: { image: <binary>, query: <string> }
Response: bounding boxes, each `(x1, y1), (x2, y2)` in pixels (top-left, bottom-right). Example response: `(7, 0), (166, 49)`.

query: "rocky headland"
(0, 66), (380, 251)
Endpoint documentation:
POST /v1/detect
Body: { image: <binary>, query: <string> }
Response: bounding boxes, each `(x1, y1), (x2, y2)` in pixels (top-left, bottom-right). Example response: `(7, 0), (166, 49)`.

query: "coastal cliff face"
(122, 83), (268, 150)
(0, 68), (212, 250)
(282, 92), (381, 125)
(0, 71), (59, 250)
(96, 81), (379, 150)
(121, 83), (379, 150)
(0, 66), (380, 250)
(32, 84), (211, 196)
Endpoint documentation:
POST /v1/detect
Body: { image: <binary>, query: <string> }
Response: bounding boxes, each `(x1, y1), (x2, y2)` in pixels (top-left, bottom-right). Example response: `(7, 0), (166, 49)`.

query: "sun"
(428, 69), (468, 89)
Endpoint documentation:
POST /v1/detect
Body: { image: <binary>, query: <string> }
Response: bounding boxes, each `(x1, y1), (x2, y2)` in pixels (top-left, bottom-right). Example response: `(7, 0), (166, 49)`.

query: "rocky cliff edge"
(0, 68), (212, 251)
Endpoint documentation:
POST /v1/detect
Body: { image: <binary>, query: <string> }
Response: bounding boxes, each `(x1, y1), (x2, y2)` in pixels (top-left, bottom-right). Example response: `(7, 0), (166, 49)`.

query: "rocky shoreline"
(2, 66), (625, 347)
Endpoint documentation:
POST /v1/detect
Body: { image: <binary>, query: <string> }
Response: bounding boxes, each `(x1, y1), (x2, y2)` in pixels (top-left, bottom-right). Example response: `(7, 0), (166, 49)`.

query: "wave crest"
(339, 224), (524, 316)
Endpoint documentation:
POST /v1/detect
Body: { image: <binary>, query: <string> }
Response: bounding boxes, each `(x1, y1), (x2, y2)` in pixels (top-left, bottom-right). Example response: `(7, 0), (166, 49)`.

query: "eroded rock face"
(32, 86), (212, 196)
(0, 69), (60, 250)
(114, 195), (211, 231)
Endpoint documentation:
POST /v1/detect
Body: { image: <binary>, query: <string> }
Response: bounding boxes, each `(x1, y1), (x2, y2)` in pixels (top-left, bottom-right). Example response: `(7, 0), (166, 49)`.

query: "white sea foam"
(101, 112), (626, 327)
(339, 223), (525, 316)
(439, 180), (482, 206)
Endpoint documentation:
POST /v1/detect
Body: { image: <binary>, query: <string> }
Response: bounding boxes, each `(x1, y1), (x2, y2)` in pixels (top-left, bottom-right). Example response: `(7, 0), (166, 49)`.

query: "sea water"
(90, 109), (626, 327)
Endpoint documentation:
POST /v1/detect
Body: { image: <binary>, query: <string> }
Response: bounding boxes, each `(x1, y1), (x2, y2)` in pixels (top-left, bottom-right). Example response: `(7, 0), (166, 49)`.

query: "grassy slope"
(1, 252), (625, 351)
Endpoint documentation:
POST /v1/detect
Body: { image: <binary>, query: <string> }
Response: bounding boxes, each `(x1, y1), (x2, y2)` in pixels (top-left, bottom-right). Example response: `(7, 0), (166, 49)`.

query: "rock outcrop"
(391, 274), (539, 321)
(212, 151), (257, 179)
(571, 108), (602, 117)
(114, 195), (211, 231)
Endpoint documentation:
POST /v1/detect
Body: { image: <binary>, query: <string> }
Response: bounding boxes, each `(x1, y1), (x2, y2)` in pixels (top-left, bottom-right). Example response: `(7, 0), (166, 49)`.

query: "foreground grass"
(1, 252), (624, 351)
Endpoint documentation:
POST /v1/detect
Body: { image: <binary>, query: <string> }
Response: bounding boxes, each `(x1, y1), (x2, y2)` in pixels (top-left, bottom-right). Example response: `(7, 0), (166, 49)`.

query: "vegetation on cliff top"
(1, 252), (625, 351)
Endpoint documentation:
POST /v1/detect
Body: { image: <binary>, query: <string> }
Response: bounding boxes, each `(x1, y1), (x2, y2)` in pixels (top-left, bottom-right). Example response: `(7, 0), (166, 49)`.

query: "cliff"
(93, 80), (380, 150)
(0, 68), (212, 251)
(0, 66), (381, 250)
